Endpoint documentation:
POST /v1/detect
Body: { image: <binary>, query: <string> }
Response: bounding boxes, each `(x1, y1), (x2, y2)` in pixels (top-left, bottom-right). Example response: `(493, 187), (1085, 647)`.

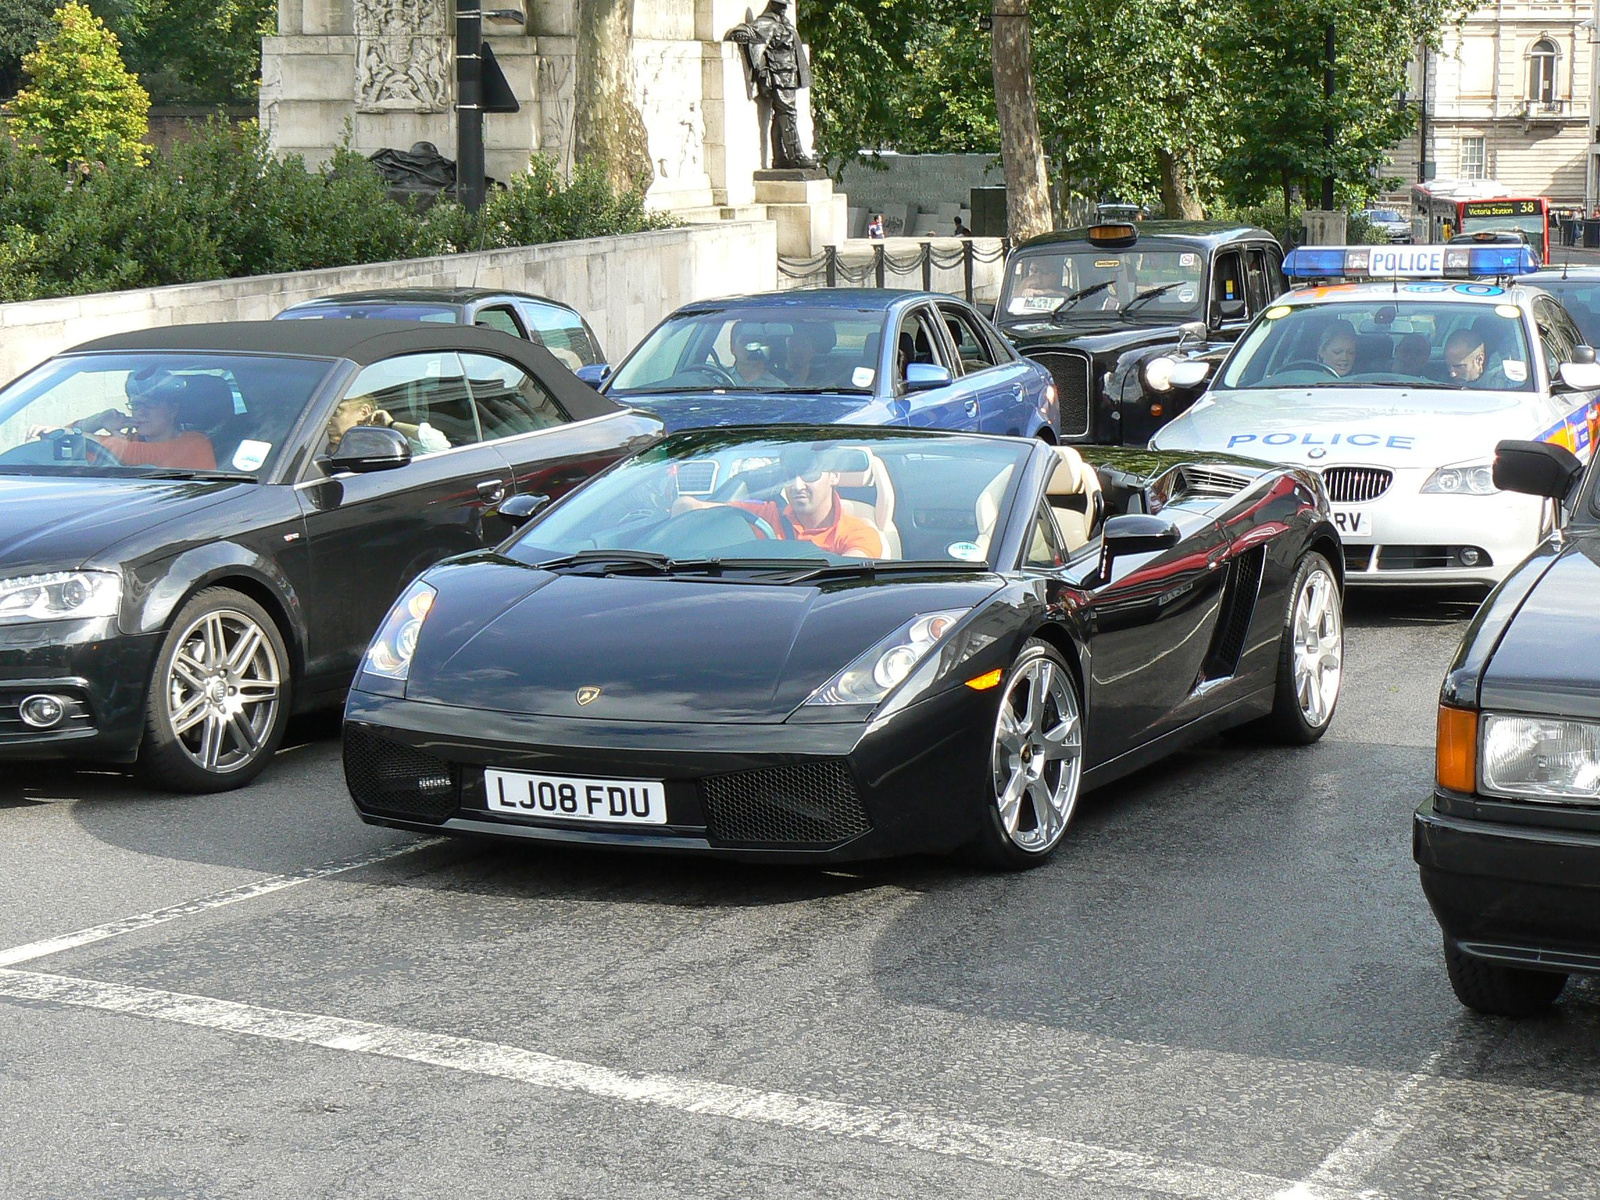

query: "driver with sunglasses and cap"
(27, 369), (217, 469)
(674, 446), (885, 558)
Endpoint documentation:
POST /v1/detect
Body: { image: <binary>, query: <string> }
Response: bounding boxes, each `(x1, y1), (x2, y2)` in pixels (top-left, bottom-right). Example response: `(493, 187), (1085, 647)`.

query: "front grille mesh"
(344, 727), (459, 822)
(1321, 466), (1392, 504)
(1028, 350), (1092, 438)
(700, 760), (871, 846)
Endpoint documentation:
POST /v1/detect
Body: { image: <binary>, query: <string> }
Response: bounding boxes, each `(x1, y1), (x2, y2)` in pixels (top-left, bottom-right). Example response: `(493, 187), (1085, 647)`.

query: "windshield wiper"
(125, 467), (256, 482)
(776, 559), (992, 584)
(1050, 280), (1114, 322)
(1119, 282), (1186, 314)
(535, 552), (832, 578)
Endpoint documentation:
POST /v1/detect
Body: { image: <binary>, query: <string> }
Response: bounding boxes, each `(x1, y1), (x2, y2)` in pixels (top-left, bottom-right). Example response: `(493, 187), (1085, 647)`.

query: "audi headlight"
(1143, 356), (1177, 392)
(805, 608), (970, 707)
(361, 580), (437, 688)
(1481, 713), (1600, 802)
(1421, 462), (1497, 495)
(0, 570), (121, 624)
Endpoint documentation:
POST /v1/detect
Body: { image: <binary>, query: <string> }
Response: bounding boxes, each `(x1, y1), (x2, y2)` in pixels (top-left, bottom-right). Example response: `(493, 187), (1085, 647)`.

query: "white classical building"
(260, 0), (795, 214)
(1389, 1), (1597, 208)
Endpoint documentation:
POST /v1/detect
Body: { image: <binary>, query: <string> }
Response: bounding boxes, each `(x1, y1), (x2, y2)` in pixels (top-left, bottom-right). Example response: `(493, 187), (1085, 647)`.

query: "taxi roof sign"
(1282, 244), (1538, 280)
(1086, 223), (1138, 247)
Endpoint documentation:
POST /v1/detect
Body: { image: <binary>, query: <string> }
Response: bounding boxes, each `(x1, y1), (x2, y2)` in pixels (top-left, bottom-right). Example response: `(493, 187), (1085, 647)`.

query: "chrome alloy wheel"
(165, 608), (282, 774)
(1291, 566), (1342, 729)
(990, 657), (1082, 853)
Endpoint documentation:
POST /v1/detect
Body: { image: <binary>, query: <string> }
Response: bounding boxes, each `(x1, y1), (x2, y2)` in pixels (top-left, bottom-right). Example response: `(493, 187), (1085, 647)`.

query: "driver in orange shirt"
(31, 373), (216, 470)
(675, 448), (885, 558)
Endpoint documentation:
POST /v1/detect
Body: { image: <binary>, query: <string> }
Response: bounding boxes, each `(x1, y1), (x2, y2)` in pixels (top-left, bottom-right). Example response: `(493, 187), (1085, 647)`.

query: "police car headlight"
(1143, 356), (1176, 392)
(1481, 713), (1600, 802)
(1420, 462), (1498, 495)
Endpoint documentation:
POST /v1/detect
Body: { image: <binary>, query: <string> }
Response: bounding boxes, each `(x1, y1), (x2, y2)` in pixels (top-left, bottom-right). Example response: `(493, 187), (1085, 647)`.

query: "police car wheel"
(1264, 551), (1342, 744)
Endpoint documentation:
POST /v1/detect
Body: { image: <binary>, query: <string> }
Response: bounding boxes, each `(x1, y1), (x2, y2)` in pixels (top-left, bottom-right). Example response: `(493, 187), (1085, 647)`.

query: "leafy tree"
(10, 2), (150, 168)
(1213, 0), (1466, 216)
(119, 0), (276, 106)
(0, 0), (130, 99)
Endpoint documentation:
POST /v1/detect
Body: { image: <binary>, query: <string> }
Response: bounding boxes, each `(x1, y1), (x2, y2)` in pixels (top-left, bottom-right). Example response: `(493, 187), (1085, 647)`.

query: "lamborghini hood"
(399, 558), (1002, 723)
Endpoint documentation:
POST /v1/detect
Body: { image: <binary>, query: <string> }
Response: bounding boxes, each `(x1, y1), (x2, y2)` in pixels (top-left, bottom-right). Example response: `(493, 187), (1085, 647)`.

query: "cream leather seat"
(1044, 444), (1103, 552)
(833, 447), (901, 558)
(973, 464), (1015, 559)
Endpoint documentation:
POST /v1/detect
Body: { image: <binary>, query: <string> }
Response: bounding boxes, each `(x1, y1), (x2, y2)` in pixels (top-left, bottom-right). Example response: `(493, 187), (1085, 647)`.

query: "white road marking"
(0, 839), (439, 968)
(1272, 1043), (1455, 1200)
(0, 967), (1384, 1200)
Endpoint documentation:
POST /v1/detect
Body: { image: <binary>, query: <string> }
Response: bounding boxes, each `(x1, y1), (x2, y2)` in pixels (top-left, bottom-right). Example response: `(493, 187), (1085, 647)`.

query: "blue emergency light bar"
(1282, 244), (1539, 280)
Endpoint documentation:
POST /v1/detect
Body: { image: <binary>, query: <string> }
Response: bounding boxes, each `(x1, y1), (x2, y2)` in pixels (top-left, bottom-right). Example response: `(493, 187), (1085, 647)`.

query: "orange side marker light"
(1436, 705), (1478, 793)
(966, 669), (1004, 691)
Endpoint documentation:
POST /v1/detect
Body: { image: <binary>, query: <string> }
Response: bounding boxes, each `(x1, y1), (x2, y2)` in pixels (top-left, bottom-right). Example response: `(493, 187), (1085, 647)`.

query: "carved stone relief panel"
(536, 52), (575, 170)
(354, 0), (451, 113)
(635, 42), (704, 185)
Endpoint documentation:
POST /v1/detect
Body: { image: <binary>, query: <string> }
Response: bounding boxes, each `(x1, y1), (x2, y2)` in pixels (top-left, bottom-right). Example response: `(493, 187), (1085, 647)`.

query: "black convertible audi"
(344, 426), (1344, 866)
(0, 321), (659, 791)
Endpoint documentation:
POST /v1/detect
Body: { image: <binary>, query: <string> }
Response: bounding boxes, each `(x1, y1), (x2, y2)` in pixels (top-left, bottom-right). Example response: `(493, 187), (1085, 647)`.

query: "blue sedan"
(586, 289), (1060, 437)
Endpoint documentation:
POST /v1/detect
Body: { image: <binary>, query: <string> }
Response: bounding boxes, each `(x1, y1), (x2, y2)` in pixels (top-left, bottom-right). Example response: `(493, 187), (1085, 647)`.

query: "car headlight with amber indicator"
(805, 609), (970, 707)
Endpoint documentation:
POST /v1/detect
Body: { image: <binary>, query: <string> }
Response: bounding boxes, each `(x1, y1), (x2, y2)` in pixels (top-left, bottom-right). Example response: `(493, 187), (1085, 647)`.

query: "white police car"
(1150, 244), (1599, 586)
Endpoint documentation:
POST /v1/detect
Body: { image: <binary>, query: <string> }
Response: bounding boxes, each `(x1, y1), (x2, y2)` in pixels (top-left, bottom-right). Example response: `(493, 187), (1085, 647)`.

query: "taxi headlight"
(0, 570), (121, 624)
(1481, 713), (1600, 803)
(1143, 356), (1177, 392)
(1420, 462), (1498, 495)
(360, 580), (437, 688)
(805, 608), (970, 707)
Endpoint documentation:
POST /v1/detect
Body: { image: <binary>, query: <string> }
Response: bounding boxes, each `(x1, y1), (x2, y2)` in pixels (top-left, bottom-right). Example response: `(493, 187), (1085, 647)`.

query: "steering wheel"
(682, 361), (739, 388)
(1280, 360), (1341, 378)
(724, 504), (783, 540)
(42, 428), (122, 466)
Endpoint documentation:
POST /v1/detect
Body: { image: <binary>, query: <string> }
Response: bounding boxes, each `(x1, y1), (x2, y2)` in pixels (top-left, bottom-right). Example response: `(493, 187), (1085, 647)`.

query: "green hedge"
(0, 123), (678, 303)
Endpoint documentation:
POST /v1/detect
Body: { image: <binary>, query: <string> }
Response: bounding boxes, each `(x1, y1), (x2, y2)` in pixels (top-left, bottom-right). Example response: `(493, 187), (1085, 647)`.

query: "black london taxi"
(995, 222), (1284, 445)
(1415, 438), (1600, 1015)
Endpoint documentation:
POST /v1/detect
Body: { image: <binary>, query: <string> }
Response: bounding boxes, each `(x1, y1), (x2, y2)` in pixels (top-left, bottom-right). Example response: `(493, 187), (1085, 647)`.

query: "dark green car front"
(995, 222), (1285, 445)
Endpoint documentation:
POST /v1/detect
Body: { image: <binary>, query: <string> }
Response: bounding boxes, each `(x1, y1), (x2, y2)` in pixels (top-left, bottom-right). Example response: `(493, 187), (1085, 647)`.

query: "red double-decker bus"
(1409, 182), (1550, 262)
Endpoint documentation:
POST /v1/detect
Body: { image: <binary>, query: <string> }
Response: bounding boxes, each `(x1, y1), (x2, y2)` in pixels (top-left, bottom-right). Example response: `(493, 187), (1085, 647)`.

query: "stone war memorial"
(261, 0), (846, 254)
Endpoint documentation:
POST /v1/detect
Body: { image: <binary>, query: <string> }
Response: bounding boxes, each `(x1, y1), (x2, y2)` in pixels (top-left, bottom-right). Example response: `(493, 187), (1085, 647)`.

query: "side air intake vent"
(1198, 545), (1267, 682)
(700, 760), (871, 846)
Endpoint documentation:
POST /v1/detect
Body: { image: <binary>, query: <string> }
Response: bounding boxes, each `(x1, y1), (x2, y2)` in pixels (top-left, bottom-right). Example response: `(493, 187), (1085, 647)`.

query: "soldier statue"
(724, 0), (817, 170)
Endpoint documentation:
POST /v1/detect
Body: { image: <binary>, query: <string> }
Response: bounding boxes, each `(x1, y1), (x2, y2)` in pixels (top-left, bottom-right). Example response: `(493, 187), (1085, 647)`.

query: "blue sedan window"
(607, 310), (885, 395)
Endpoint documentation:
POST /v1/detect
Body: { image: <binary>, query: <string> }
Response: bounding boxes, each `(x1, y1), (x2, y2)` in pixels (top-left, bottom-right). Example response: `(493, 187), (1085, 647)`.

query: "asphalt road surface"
(4, 592), (1597, 1200)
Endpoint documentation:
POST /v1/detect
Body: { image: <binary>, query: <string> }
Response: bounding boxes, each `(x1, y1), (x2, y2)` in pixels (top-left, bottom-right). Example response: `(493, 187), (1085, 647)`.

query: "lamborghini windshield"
(506, 430), (1030, 569)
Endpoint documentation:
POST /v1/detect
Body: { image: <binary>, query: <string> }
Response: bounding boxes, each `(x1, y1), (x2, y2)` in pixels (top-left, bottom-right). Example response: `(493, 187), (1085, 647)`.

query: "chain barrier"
(775, 238), (1009, 304)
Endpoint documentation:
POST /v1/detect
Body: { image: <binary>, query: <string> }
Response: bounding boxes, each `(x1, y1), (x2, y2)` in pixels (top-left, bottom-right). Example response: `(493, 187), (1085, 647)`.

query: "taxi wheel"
(138, 587), (292, 793)
(965, 639), (1083, 870)
(1444, 939), (1566, 1017)
(1264, 551), (1342, 744)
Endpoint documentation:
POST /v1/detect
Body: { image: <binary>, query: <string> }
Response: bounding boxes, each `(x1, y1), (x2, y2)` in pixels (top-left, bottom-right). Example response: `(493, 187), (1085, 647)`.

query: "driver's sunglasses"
(790, 468), (825, 483)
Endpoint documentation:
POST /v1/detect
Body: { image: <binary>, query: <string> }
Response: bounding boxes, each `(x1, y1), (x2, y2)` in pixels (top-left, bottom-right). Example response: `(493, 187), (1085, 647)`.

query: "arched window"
(1529, 38), (1558, 105)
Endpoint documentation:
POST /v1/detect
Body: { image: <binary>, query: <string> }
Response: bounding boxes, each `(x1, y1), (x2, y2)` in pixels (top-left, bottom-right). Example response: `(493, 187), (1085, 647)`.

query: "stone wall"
(0, 221), (777, 385)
